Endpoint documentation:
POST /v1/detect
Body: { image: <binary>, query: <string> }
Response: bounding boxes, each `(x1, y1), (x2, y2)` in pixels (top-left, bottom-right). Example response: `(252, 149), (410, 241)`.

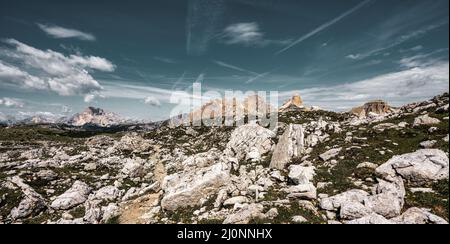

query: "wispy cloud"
(0, 97), (24, 108)
(213, 60), (258, 75)
(276, 0), (373, 54)
(0, 39), (115, 98)
(346, 21), (448, 60)
(153, 56), (177, 64)
(186, 0), (225, 56)
(37, 23), (96, 41)
(245, 71), (271, 84)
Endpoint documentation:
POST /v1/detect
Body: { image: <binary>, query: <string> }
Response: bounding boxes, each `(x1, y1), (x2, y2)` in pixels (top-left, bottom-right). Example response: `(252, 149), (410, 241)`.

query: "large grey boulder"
(320, 189), (370, 212)
(413, 114), (441, 127)
(319, 148), (342, 161)
(346, 213), (395, 224)
(364, 178), (405, 218)
(161, 163), (230, 211)
(50, 181), (92, 210)
(270, 124), (305, 170)
(223, 204), (265, 224)
(288, 165), (315, 185)
(391, 207), (448, 224)
(376, 149), (449, 184)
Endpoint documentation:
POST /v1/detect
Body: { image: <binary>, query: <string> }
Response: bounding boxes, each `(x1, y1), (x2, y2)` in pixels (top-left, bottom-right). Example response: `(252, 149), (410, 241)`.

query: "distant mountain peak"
(351, 100), (394, 118)
(279, 94), (305, 112)
(68, 107), (126, 127)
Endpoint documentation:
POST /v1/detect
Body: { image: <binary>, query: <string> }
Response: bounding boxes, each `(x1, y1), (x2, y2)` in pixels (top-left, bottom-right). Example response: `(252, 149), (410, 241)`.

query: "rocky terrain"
(0, 93), (448, 224)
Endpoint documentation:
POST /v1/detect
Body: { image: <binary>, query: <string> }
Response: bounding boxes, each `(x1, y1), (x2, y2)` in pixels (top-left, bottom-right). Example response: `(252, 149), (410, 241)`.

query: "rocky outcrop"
(279, 95), (304, 113)
(9, 177), (46, 220)
(351, 100), (394, 118)
(320, 177), (406, 220)
(270, 124), (304, 169)
(225, 123), (275, 161)
(376, 149), (449, 184)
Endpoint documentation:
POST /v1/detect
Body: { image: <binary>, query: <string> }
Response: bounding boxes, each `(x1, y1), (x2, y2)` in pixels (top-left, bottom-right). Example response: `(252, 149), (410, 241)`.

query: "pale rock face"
(222, 204), (265, 224)
(419, 140), (437, 149)
(413, 114), (441, 127)
(356, 162), (378, 169)
(285, 183), (317, 200)
(319, 189), (370, 212)
(161, 163), (230, 211)
(121, 157), (152, 179)
(279, 95), (305, 113)
(101, 203), (120, 223)
(9, 176), (46, 220)
(116, 134), (152, 153)
(50, 181), (92, 210)
(351, 100), (393, 118)
(92, 186), (122, 202)
(225, 123), (275, 162)
(346, 213), (395, 224)
(223, 196), (248, 207)
(375, 149), (449, 184)
(319, 148), (342, 161)
(391, 207), (449, 224)
(292, 215), (308, 223)
(288, 165), (316, 185)
(270, 124), (304, 170)
(364, 178), (405, 218)
(339, 201), (373, 220)
(36, 170), (58, 181)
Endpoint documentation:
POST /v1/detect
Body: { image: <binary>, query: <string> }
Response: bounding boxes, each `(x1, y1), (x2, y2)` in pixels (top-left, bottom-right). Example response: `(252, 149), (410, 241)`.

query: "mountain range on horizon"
(0, 92), (435, 128)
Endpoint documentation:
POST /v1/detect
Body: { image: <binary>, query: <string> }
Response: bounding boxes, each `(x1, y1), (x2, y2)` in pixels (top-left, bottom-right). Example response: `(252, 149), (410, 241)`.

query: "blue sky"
(0, 0), (448, 121)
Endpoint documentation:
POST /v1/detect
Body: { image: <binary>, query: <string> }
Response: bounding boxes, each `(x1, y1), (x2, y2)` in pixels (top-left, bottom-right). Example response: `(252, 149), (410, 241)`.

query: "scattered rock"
(346, 213), (394, 224)
(50, 181), (92, 210)
(223, 204), (265, 224)
(288, 165), (315, 185)
(319, 148), (342, 161)
(413, 114), (441, 127)
(392, 207), (449, 224)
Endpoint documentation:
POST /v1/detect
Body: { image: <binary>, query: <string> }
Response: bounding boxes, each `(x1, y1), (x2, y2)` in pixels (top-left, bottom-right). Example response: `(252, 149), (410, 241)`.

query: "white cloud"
(37, 23), (96, 41)
(144, 96), (161, 107)
(0, 39), (115, 97)
(346, 54), (362, 60)
(221, 22), (291, 47)
(296, 61), (449, 110)
(0, 97), (24, 108)
(84, 94), (96, 103)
